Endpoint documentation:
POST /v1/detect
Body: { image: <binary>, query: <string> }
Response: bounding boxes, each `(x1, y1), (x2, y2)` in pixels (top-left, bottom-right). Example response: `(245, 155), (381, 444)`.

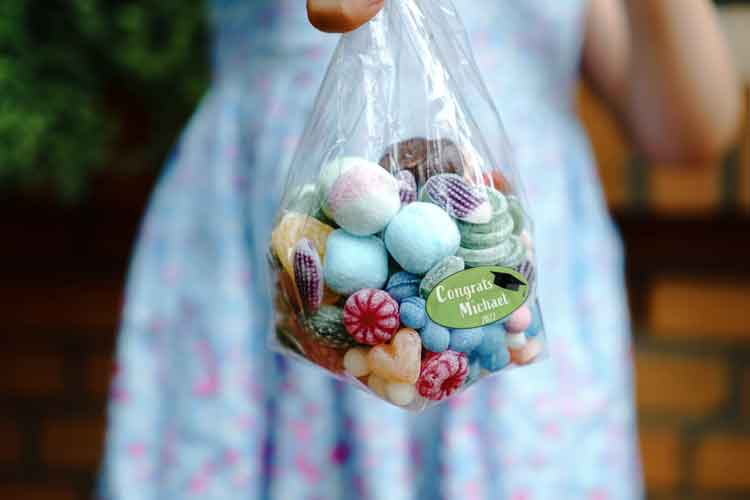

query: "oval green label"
(425, 266), (529, 329)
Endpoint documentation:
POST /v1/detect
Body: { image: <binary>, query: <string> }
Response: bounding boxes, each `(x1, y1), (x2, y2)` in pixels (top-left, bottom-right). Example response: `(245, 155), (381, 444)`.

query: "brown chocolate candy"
(379, 137), (468, 186)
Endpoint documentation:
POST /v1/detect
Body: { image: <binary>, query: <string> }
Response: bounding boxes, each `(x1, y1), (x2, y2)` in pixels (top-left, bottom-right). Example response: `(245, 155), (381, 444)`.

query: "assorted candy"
(270, 137), (545, 410)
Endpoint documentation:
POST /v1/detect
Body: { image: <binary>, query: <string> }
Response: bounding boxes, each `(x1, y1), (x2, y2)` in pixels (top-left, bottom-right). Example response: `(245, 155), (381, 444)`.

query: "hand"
(307, 0), (384, 33)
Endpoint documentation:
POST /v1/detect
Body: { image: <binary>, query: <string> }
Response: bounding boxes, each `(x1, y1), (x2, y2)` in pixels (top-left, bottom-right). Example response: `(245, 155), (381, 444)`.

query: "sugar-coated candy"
(272, 213), (334, 279)
(368, 328), (421, 384)
(386, 382), (416, 406)
(399, 296), (427, 330)
(465, 355), (482, 386)
(505, 331), (527, 350)
(423, 174), (492, 224)
(495, 235), (526, 267)
(326, 161), (401, 236)
(293, 238), (323, 313)
(449, 327), (484, 353)
(458, 212), (514, 249)
(417, 350), (468, 401)
(384, 202), (460, 274)
(476, 323), (506, 356)
(457, 238), (516, 268)
(526, 302), (544, 338)
(419, 256), (465, 298)
(297, 330), (346, 373)
(385, 271), (421, 303)
(511, 337), (544, 365)
(367, 373), (389, 399)
(305, 305), (357, 349)
(343, 347), (371, 377)
(396, 170), (417, 205)
(504, 304), (532, 333)
(323, 230), (389, 295)
(479, 349), (511, 372)
(343, 289), (400, 345)
(318, 157), (362, 216)
(419, 320), (450, 353)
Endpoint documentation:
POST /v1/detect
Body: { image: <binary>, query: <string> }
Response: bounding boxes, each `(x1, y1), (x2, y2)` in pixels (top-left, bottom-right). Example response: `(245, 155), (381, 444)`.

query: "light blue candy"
(476, 322), (506, 356)
(449, 327), (484, 353)
(465, 356), (482, 386)
(323, 230), (389, 295)
(419, 320), (450, 353)
(479, 349), (511, 372)
(385, 271), (421, 303)
(400, 296), (427, 330)
(526, 302), (544, 338)
(384, 202), (460, 274)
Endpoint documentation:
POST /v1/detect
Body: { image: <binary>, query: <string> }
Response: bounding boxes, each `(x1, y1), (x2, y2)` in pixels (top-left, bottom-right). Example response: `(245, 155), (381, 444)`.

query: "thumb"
(307, 0), (385, 33)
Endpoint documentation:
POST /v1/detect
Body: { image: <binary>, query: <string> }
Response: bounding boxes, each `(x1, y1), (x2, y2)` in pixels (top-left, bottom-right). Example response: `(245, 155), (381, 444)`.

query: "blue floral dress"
(98, 1), (643, 498)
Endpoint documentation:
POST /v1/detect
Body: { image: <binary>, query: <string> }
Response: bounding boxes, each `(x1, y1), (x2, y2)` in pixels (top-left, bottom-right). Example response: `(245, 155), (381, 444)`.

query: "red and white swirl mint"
(343, 289), (400, 345)
(417, 350), (469, 401)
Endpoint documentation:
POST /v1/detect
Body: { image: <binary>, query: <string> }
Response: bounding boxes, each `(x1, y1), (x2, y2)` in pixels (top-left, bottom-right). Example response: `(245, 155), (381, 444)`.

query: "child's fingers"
(307, 0), (384, 33)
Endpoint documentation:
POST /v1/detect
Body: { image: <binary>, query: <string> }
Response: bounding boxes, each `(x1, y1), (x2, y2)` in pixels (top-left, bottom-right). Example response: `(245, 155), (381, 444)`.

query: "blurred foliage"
(0, 0), (209, 199)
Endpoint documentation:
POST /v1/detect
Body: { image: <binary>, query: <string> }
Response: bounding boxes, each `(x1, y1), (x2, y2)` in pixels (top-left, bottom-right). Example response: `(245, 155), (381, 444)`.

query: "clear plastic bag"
(267, 0), (546, 411)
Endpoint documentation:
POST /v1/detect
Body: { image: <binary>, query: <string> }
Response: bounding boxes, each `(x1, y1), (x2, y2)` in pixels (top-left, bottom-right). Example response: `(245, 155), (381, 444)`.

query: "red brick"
(695, 434), (750, 489)
(41, 416), (106, 468)
(0, 485), (78, 500)
(648, 278), (750, 340)
(0, 418), (22, 463)
(635, 352), (727, 416)
(86, 355), (114, 398)
(0, 279), (122, 333)
(640, 427), (680, 491)
(0, 354), (65, 397)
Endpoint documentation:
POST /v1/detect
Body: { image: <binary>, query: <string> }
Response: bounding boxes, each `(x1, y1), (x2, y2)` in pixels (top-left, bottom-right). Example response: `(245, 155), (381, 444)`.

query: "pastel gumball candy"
(419, 320), (450, 353)
(478, 348), (511, 372)
(399, 296), (427, 330)
(368, 328), (422, 384)
(476, 323), (505, 356)
(448, 327), (484, 353)
(318, 157), (360, 216)
(384, 202), (461, 274)
(511, 337), (544, 365)
(386, 382), (416, 406)
(323, 230), (389, 295)
(505, 331), (527, 351)
(504, 304), (532, 333)
(367, 373), (389, 399)
(417, 350), (469, 401)
(326, 162), (401, 236)
(385, 271), (421, 303)
(344, 347), (371, 377)
(525, 301), (544, 338)
(343, 289), (400, 345)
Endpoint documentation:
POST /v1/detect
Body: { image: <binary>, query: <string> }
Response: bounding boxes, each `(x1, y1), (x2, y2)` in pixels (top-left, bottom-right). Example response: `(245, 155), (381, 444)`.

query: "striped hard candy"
(305, 305), (358, 349)
(343, 289), (400, 345)
(417, 350), (468, 401)
(293, 238), (323, 313)
(419, 256), (465, 298)
(423, 174), (491, 224)
(272, 212), (334, 279)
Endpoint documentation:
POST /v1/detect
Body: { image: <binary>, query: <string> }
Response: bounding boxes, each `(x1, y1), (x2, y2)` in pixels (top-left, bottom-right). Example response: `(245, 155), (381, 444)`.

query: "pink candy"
(417, 350), (468, 401)
(343, 289), (400, 345)
(504, 305), (532, 333)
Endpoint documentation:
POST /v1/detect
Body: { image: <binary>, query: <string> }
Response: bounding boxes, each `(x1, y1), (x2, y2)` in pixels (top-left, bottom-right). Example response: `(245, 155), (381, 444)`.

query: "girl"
(100, 0), (738, 498)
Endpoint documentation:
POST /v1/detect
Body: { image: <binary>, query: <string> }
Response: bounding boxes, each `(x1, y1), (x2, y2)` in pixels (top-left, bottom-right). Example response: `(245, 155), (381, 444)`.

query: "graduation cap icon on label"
(490, 271), (525, 291)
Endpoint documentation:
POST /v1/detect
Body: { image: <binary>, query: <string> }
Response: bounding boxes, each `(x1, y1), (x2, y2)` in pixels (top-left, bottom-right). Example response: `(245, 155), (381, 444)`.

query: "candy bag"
(267, 0), (546, 411)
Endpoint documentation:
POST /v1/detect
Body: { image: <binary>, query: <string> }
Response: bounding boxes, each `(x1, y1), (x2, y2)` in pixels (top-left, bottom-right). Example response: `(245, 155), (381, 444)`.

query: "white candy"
(318, 157), (364, 217)
(386, 382), (416, 406)
(344, 347), (371, 377)
(505, 331), (528, 351)
(367, 373), (388, 399)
